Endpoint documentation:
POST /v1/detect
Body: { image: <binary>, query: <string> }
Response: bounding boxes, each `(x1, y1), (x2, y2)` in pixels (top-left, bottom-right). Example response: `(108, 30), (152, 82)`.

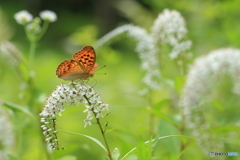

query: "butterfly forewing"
(73, 46), (96, 73)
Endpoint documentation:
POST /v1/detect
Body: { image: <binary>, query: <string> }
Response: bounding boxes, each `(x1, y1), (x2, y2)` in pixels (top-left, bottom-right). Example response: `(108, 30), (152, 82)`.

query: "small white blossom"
(14, 10), (33, 24)
(39, 82), (109, 150)
(83, 105), (94, 118)
(94, 109), (103, 118)
(40, 10), (57, 22)
(84, 117), (93, 128)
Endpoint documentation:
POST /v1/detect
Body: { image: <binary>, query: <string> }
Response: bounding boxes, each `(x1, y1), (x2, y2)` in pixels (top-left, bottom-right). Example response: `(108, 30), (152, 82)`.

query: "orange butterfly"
(56, 46), (98, 80)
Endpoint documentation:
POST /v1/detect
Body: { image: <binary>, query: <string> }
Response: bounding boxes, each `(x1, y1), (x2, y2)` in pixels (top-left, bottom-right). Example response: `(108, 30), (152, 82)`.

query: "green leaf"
(59, 130), (108, 152)
(3, 101), (34, 118)
(158, 120), (181, 153)
(125, 155), (137, 160)
(210, 126), (240, 133)
(152, 111), (178, 127)
(153, 99), (171, 110)
(105, 127), (116, 133)
(112, 148), (120, 160)
(174, 76), (186, 95)
(121, 135), (195, 160)
(56, 155), (77, 160)
(169, 151), (184, 160)
(174, 75), (185, 95)
(210, 101), (224, 112)
(135, 137), (152, 160)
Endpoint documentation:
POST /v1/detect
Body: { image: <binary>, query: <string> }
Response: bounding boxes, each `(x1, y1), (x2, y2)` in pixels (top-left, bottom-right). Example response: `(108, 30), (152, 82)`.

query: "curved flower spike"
(39, 82), (109, 150)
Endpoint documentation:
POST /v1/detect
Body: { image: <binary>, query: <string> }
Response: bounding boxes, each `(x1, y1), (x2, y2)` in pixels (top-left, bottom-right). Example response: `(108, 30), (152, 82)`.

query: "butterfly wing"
(56, 46), (98, 80)
(73, 46), (97, 73)
(56, 59), (85, 80)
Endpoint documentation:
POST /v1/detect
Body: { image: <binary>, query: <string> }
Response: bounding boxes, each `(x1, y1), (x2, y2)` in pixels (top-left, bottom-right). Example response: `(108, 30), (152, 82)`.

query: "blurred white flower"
(39, 82), (109, 150)
(152, 9), (191, 59)
(181, 48), (240, 109)
(95, 24), (161, 90)
(180, 48), (240, 153)
(14, 10), (33, 25)
(0, 41), (23, 66)
(0, 103), (15, 159)
(40, 10), (57, 22)
(169, 40), (192, 59)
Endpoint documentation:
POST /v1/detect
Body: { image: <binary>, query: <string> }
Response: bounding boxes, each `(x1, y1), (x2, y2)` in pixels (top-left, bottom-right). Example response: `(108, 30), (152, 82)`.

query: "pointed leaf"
(3, 101), (34, 118)
(153, 99), (171, 110)
(60, 130), (108, 152)
(152, 110), (178, 127)
(169, 151), (184, 160)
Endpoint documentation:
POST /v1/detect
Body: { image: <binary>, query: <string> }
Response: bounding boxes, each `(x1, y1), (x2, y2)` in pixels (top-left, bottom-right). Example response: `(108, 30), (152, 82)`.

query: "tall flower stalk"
(10, 10), (57, 159)
(95, 9), (192, 140)
(14, 10), (57, 71)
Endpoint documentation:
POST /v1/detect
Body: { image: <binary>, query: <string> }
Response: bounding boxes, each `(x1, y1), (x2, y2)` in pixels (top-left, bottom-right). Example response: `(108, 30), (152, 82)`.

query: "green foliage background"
(0, 0), (240, 160)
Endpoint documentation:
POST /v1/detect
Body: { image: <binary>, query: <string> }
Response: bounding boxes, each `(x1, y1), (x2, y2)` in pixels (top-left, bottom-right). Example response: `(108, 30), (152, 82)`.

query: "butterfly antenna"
(96, 65), (106, 72)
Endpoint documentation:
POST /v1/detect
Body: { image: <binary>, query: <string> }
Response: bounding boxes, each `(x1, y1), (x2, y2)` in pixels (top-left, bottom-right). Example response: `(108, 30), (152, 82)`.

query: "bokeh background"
(1, 0), (240, 160)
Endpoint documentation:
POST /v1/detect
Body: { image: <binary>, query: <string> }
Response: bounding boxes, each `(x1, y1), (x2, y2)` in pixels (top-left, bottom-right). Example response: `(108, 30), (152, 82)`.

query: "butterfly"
(56, 46), (98, 80)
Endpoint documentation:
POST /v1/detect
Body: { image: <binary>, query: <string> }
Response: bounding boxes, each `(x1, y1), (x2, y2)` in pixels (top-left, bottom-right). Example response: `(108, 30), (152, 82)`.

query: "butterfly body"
(56, 46), (98, 80)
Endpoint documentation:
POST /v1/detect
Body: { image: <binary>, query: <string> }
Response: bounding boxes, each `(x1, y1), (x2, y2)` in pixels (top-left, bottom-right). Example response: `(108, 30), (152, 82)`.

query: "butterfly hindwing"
(56, 59), (84, 80)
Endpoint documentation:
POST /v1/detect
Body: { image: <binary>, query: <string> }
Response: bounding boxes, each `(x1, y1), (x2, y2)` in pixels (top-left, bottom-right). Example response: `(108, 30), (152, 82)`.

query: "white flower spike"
(39, 82), (109, 150)
(40, 10), (57, 22)
(180, 48), (240, 153)
(14, 10), (33, 25)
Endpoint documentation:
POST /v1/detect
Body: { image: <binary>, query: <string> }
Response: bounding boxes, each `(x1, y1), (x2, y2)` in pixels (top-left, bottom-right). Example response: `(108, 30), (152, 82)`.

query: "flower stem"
(29, 41), (36, 70)
(95, 117), (112, 160)
(83, 95), (112, 160)
(148, 90), (156, 136)
(36, 21), (49, 41)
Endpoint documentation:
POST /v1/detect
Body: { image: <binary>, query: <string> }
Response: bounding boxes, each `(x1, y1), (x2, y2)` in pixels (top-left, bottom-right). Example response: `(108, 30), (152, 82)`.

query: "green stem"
(148, 90), (155, 136)
(84, 95), (112, 160)
(96, 117), (112, 160)
(36, 21), (49, 41)
(29, 41), (36, 70)
(177, 58), (186, 160)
